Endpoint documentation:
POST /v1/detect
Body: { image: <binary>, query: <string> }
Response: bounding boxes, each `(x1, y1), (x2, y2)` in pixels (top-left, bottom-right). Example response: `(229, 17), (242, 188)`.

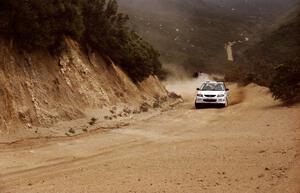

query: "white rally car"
(195, 81), (229, 109)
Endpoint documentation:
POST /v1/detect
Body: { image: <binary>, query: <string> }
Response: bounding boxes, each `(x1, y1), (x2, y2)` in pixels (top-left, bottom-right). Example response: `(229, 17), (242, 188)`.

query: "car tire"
(195, 103), (201, 109)
(221, 99), (228, 108)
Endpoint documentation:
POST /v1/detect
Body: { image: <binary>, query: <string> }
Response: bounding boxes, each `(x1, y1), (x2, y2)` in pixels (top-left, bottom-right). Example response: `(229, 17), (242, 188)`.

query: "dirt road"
(225, 42), (235, 62)
(1, 84), (300, 193)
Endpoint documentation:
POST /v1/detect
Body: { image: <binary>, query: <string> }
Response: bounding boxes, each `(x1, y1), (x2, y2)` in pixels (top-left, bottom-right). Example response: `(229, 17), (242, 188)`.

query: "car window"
(201, 83), (224, 91)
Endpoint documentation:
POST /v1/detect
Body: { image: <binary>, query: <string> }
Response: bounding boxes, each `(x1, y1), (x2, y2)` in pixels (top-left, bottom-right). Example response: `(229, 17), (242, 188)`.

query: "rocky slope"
(0, 38), (174, 137)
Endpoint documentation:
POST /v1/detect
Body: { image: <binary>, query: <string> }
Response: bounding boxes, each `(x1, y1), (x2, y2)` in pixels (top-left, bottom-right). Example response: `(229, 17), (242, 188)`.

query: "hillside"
(0, 0), (179, 138)
(118, 0), (297, 74)
(230, 4), (300, 103)
(204, 0), (296, 17)
(0, 37), (177, 139)
(0, 0), (164, 82)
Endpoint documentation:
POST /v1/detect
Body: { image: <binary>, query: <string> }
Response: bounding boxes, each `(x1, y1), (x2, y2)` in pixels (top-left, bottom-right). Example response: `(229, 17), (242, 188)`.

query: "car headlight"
(217, 94), (225, 97)
(197, 94), (203, 97)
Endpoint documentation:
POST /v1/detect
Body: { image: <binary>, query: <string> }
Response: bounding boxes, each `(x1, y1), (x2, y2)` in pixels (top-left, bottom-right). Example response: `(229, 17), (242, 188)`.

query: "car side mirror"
(197, 88), (200, 91)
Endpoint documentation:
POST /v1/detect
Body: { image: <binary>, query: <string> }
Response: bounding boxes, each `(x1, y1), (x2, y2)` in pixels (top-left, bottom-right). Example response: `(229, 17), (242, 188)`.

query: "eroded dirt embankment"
(0, 38), (179, 141)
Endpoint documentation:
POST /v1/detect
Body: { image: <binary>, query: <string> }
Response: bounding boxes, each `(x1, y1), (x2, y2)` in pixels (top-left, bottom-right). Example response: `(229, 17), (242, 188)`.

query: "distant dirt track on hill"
(1, 83), (299, 193)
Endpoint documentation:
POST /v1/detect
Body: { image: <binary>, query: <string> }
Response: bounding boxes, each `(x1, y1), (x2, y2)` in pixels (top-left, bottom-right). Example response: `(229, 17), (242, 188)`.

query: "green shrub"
(0, 0), (84, 49)
(270, 58), (300, 103)
(81, 0), (163, 82)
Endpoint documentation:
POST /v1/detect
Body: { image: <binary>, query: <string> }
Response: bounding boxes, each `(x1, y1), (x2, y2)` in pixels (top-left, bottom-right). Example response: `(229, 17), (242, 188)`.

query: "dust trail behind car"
(229, 85), (246, 106)
(164, 73), (211, 101)
(164, 72), (246, 106)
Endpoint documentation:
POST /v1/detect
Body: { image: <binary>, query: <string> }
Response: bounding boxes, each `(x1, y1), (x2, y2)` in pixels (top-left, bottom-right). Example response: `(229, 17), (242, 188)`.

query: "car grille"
(205, 95), (216, 97)
(203, 99), (217, 102)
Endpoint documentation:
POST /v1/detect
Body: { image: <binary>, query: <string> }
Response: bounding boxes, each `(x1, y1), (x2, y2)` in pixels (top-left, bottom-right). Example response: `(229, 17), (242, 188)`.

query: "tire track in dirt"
(1, 83), (300, 193)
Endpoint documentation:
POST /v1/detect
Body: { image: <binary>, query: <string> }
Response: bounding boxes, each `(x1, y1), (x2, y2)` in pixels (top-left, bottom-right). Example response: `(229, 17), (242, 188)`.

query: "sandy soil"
(0, 83), (299, 193)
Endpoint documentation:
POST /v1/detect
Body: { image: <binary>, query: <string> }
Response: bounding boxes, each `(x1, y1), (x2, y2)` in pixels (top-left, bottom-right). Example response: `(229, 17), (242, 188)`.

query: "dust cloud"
(163, 64), (246, 105)
(163, 65), (211, 101)
(229, 85), (246, 105)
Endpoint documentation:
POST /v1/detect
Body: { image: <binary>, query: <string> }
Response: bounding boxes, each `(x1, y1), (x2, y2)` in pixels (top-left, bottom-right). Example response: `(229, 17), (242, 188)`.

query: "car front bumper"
(195, 97), (227, 104)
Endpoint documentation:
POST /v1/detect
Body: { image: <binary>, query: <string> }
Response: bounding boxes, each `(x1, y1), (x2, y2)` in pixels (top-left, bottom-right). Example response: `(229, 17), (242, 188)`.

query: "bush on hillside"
(228, 6), (300, 104)
(0, 0), (163, 82)
(270, 58), (300, 103)
(0, 0), (84, 49)
(82, 0), (163, 82)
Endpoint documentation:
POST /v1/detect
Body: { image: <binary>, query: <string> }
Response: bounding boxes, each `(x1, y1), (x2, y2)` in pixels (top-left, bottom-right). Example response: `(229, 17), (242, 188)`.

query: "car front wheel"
(195, 103), (202, 109)
(221, 99), (229, 108)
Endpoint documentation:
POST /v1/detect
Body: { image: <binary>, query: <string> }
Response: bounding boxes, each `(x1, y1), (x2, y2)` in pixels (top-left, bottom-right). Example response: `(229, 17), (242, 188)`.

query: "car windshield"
(201, 83), (224, 91)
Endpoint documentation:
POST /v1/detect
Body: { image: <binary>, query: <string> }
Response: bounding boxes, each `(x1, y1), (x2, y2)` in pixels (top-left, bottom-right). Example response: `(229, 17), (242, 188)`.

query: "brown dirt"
(0, 84), (299, 193)
(0, 38), (172, 142)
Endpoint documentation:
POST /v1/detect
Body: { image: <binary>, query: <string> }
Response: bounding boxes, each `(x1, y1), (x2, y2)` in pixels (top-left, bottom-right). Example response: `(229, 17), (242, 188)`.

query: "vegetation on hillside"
(0, 0), (163, 82)
(118, 0), (296, 76)
(270, 58), (300, 103)
(227, 5), (300, 103)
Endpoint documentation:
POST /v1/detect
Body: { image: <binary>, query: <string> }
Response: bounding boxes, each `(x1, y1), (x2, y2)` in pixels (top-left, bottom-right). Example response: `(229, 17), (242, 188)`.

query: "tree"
(82, 0), (162, 82)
